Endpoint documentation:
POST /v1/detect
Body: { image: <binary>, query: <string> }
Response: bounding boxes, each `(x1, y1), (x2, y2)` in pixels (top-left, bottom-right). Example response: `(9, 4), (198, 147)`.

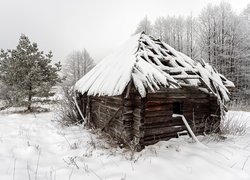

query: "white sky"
(0, 0), (249, 62)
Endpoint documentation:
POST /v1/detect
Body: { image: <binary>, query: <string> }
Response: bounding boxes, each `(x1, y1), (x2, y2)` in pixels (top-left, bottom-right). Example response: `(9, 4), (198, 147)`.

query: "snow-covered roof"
(75, 32), (234, 103)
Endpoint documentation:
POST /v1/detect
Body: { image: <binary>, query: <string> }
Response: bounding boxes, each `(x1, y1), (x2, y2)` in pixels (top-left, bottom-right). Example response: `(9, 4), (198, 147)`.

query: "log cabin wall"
(78, 86), (221, 149)
(78, 84), (145, 148)
(88, 95), (125, 141)
(122, 88), (135, 143)
(142, 87), (221, 146)
(130, 87), (146, 150)
(208, 96), (221, 133)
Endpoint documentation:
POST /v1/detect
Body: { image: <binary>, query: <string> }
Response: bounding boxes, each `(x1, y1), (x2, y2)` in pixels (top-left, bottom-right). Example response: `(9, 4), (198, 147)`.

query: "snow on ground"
(0, 107), (250, 180)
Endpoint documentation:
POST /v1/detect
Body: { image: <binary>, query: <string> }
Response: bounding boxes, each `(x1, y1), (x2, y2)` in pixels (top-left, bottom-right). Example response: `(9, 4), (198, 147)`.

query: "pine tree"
(0, 34), (62, 110)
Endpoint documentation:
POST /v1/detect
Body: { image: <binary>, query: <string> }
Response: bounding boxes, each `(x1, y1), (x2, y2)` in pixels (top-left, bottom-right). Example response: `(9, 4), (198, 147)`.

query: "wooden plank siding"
(142, 87), (220, 146)
(88, 95), (125, 141)
(78, 86), (221, 150)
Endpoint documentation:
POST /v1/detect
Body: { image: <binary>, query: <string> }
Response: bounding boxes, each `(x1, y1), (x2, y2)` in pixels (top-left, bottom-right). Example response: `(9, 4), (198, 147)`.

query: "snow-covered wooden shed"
(75, 32), (234, 150)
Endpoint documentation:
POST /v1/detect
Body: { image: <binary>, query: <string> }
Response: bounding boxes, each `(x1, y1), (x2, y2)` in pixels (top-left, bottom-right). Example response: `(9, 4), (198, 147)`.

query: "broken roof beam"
(172, 75), (200, 79)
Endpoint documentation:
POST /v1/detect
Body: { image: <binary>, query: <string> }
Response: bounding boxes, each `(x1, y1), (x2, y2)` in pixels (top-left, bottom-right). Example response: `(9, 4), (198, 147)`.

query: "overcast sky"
(0, 0), (249, 63)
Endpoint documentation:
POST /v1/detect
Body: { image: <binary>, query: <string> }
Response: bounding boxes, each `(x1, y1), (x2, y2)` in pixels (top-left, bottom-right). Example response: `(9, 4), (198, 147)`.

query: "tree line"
(134, 2), (250, 104)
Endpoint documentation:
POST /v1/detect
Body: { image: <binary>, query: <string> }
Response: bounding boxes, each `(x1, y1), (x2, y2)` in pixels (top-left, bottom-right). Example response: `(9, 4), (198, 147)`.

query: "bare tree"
(134, 16), (153, 34)
(195, 2), (250, 103)
(58, 49), (95, 125)
(63, 49), (95, 86)
(184, 14), (198, 59)
(153, 17), (165, 40)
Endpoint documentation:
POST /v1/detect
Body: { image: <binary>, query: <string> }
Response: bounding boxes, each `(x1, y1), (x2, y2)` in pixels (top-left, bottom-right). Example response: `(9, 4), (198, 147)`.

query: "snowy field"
(0, 107), (250, 180)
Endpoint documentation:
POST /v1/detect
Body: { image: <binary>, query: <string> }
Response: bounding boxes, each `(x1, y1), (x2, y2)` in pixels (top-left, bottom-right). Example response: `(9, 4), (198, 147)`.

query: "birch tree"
(134, 16), (153, 34)
(63, 49), (95, 86)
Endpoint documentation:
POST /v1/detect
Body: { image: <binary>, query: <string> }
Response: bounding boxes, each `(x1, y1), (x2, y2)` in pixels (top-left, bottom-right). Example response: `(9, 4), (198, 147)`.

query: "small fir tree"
(0, 34), (62, 110)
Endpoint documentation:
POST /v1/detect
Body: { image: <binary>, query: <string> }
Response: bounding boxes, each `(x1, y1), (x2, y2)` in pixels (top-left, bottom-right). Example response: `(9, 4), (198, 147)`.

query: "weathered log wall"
(208, 96), (221, 133)
(78, 86), (221, 149)
(143, 87), (220, 145)
(89, 95), (125, 140)
(131, 93), (146, 150)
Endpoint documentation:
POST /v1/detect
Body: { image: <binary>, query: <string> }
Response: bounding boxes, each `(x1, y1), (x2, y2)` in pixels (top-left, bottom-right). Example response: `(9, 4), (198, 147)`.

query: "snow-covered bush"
(55, 86), (81, 126)
(0, 84), (25, 109)
(228, 100), (250, 112)
(220, 112), (247, 136)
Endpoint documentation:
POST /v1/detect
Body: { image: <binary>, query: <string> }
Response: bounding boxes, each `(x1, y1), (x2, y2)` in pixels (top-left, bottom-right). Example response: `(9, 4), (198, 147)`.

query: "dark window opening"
(173, 102), (183, 114)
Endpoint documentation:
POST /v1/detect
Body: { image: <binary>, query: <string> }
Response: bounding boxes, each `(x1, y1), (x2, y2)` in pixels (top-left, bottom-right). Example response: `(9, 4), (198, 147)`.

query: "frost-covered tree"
(153, 17), (166, 41)
(134, 16), (153, 35)
(58, 49), (95, 125)
(184, 14), (198, 59)
(239, 4), (250, 102)
(144, 15), (198, 59)
(198, 2), (250, 103)
(242, 4), (250, 29)
(63, 49), (95, 86)
(0, 34), (62, 110)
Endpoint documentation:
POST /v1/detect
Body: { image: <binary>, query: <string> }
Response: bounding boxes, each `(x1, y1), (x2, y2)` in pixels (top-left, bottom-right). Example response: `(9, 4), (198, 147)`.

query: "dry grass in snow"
(0, 106), (250, 180)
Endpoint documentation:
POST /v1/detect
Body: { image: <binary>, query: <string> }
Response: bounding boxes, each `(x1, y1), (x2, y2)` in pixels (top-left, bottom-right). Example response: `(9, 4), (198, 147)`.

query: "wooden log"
(123, 100), (133, 107)
(147, 93), (209, 99)
(145, 105), (172, 112)
(146, 100), (172, 106)
(145, 116), (182, 123)
(122, 113), (133, 119)
(91, 102), (121, 113)
(148, 88), (209, 94)
(123, 106), (133, 111)
(151, 87), (210, 94)
(144, 131), (181, 140)
(145, 110), (173, 118)
(91, 99), (122, 110)
(145, 120), (184, 129)
(92, 110), (121, 119)
(92, 95), (122, 101)
(144, 125), (186, 136)
(91, 96), (123, 106)
(145, 116), (170, 123)
(133, 95), (143, 107)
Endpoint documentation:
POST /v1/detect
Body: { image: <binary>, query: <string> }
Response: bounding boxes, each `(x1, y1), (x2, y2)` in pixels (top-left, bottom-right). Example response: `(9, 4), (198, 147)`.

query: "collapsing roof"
(75, 32), (234, 103)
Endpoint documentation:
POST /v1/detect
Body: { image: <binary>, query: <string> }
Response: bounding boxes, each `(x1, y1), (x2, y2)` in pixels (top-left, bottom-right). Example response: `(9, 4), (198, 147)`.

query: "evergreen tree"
(0, 34), (62, 110)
